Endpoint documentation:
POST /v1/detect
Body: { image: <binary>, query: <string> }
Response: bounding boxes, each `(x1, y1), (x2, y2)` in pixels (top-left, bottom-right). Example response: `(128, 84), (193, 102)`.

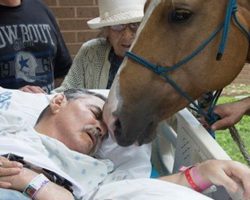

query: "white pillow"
(0, 87), (53, 126)
(0, 88), (108, 126)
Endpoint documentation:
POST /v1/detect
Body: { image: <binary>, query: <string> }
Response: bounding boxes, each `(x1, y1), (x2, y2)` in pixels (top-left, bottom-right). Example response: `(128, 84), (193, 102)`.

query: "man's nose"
(96, 122), (108, 138)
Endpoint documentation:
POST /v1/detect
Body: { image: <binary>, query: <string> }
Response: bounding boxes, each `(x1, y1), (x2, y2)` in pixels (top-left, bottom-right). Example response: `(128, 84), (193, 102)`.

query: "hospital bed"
(0, 87), (245, 199)
(152, 108), (244, 200)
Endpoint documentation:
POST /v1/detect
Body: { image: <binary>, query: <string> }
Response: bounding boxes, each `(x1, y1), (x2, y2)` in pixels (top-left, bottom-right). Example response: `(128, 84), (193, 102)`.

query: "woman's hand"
(0, 156), (23, 188)
(196, 160), (250, 199)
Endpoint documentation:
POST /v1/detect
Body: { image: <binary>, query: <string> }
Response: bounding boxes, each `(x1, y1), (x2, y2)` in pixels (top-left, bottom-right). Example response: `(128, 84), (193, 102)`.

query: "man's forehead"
(78, 94), (105, 107)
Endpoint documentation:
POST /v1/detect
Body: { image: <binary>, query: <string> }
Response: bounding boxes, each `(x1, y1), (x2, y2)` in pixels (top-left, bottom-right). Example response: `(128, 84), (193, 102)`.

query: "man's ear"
(49, 94), (67, 114)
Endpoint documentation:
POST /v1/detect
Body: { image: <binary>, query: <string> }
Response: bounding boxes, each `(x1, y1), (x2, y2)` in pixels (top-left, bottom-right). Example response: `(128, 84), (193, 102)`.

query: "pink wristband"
(190, 166), (212, 191)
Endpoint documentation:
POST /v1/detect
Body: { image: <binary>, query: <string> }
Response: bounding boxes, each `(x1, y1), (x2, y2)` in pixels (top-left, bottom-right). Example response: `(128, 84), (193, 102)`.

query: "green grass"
(215, 96), (250, 165)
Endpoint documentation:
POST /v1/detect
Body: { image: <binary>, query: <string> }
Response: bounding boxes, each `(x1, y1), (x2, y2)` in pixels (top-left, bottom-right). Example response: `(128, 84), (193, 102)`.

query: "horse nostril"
(114, 118), (122, 137)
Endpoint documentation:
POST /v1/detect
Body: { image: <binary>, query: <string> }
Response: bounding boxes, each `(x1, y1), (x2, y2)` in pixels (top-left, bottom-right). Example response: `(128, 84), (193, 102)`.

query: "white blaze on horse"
(103, 0), (250, 146)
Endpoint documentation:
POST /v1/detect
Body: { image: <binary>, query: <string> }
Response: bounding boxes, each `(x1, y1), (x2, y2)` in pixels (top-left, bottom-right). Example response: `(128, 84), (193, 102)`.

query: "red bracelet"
(191, 165), (212, 191)
(184, 167), (203, 192)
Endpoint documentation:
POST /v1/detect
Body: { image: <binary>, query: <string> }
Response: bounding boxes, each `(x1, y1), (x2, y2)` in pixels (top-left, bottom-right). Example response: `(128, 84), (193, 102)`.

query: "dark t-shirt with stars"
(0, 0), (71, 93)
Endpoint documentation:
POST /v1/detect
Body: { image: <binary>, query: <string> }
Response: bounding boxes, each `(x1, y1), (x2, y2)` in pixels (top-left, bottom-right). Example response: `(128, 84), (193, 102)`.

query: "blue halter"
(125, 0), (250, 136)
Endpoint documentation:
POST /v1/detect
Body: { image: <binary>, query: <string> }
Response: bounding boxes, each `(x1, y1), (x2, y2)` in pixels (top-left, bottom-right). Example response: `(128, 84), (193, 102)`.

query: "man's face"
(56, 94), (107, 155)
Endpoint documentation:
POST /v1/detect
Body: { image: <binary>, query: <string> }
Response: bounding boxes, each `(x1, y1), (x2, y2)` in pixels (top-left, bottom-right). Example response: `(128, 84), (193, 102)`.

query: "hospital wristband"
(180, 166), (212, 192)
(184, 166), (202, 192)
(190, 165), (212, 191)
(23, 174), (50, 199)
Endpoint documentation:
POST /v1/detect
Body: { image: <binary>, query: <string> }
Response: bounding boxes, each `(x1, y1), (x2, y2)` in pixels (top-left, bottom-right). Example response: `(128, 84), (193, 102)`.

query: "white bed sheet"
(86, 179), (212, 200)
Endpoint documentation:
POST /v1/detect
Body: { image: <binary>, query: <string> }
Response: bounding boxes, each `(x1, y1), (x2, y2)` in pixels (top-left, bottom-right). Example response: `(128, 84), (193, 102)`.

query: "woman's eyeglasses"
(110, 23), (140, 32)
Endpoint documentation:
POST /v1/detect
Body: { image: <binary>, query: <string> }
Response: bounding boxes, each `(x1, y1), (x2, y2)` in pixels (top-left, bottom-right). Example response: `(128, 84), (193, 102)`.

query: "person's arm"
(245, 97), (250, 115)
(19, 85), (46, 94)
(0, 168), (74, 200)
(0, 158), (74, 200)
(159, 160), (250, 199)
(211, 97), (250, 130)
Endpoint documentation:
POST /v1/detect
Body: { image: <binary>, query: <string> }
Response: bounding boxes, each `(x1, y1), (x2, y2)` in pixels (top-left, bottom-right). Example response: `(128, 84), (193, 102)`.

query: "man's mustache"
(83, 125), (103, 155)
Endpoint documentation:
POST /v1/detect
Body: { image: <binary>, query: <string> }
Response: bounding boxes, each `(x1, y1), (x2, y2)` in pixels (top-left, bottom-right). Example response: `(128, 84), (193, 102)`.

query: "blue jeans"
(0, 188), (30, 200)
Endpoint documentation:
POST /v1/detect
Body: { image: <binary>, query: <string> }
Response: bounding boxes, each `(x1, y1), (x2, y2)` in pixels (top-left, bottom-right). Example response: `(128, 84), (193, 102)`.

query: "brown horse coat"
(103, 0), (250, 146)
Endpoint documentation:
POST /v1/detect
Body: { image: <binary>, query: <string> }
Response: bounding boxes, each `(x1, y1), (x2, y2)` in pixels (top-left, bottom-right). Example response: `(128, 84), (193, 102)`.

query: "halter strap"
(125, 0), (250, 136)
(126, 0), (250, 75)
(217, 0), (237, 60)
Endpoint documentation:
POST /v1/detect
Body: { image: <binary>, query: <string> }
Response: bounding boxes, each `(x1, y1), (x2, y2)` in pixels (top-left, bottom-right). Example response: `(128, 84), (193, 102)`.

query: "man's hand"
(0, 156), (23, 188)
(0, 167), (39, 191)
(0, 163), (74, 200)
(211, 97), (250, 130)
(19, 85), (46, 93)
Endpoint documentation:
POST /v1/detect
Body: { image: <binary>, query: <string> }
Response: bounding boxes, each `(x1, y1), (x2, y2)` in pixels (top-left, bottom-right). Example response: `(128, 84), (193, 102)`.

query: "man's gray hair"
(63, 88), (106, 102)
(36, 89), (106, 124)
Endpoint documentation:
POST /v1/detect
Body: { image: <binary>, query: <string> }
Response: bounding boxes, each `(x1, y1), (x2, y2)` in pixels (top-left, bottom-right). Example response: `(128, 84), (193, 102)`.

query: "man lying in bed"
(0, 87), (152, 200)
(0, 88), (250, 200)
(0, 88), (110, 200)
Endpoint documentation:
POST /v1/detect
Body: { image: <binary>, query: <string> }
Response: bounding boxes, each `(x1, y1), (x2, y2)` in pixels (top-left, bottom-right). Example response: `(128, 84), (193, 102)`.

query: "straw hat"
(87, 0), (146, 29)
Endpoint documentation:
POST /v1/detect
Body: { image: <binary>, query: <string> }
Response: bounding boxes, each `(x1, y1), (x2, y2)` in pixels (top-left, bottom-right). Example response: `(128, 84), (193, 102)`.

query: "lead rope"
(196, 90), (250, 165)
(229, 126), (250, 166)
(228, 0), (250, 166)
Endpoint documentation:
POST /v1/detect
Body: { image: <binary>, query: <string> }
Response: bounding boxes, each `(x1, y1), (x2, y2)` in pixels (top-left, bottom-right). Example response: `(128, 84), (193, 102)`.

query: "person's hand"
(0, 166), (74, 200)
(0, 166), (38, 191)
(19, 85), (46, 93)
(211, 98), (250, 130)
(196, 160), (250, 200)
(0, 156), (23, 188)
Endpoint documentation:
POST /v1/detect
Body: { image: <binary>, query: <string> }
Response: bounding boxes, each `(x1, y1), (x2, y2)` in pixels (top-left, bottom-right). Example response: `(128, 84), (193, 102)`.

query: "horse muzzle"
(110, 116), (158, 146)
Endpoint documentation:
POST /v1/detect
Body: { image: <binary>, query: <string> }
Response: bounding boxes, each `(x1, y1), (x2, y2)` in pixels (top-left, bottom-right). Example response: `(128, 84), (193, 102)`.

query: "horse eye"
(170, 9), (192, 23)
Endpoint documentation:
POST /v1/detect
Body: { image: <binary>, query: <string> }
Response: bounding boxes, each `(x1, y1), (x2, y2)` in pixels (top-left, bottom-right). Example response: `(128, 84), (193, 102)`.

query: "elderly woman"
(54, 0), (146, 92)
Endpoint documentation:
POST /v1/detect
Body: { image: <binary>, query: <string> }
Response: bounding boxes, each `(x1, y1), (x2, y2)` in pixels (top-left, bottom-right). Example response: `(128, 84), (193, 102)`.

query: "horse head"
(103, 0), (250, 146)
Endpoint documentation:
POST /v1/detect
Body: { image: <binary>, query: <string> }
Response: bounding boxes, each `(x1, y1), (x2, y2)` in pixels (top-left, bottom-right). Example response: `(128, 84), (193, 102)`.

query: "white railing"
(153, 108), (244, 200)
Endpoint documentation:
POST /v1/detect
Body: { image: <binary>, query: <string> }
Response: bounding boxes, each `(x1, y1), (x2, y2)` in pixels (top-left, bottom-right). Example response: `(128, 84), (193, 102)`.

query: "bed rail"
(152, 108), (244, 200)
